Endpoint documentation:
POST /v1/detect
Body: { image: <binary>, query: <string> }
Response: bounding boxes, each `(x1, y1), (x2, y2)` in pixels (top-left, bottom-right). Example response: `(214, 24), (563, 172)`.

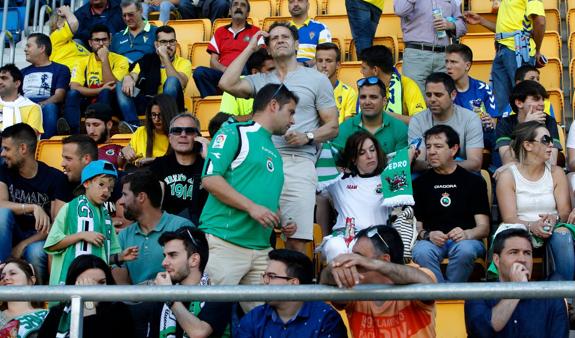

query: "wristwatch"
(305, 132), (315, 145)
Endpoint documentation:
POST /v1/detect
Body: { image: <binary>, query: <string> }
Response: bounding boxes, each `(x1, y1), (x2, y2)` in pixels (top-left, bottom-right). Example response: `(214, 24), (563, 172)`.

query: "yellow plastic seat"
(547, 88), (564, 124)
(212, 17), (255, 33)
(314, 15), (353, 55)
(436, 300), (467, 338)
(349, 36), (398, 62)
(249, 0), (273, 26)
(469, 0), (493, 13)
(189, 41), (211, 69)
(194, 96), (223, 134)
(262, 16), (291, 31)
(337, 61), (362, 91)
(375, 14), (403, 52)
(36, 140), (64, 171)
(545, 9), (560, 33)
(468, 60), (493, 83)
(539, 57), (562, 89)
(278, 0), (318, 16)
(168, 19), (210, 58)
(459, 33), (496, 61)
(148, 10), (181, 24)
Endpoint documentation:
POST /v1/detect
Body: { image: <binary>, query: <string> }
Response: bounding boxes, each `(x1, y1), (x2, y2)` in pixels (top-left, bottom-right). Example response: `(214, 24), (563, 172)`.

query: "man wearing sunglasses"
(110, 0), (157, 64)
(495, 80), (561, 173)
(239, 249), (347, 337)
(321, 225), (436, 337)
(149, 114), (209, 224)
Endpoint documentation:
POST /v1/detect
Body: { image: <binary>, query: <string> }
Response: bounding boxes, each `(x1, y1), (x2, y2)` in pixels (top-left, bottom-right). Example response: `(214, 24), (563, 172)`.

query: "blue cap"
(81, 160), (118, 184)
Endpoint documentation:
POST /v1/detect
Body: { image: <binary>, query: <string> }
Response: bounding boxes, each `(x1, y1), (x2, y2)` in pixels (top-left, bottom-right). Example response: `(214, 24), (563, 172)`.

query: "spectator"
(409, 72), (483, 173)
(495, 81), (561, 170)
(332, 77), (407, 155)
(62, 24), (129, 135)
(317, 131), (392, 262)
(119, 94), (178, 168)
(22, 33), (70, 138)
(412, 125), (490, 282)
(115, 170), (192, 284)
(74, 0), (125, 47)
(149, 114), (209, 223)
(395, 0), (467, 93)
(238, 249), (347, 337)
(199, 84), (298, 312)
(0, 64), (44, 135)
(219, 49), (275, 120)
(464, 1), (546, 114)
(208, 112), (233, 138)
(49, 6), (90, 72)
(193, 0), (260, 98)
(500, 65), (557, 119)
(110, 0), (158, 64)
(465, 228), (569, 337)
(219, 22), (339, 253)
(0, 258), (47, 335)
(117, 25), (191, 123)
(85, 103), (124, 168)
(497, 121), (573, 281)
(0, 124), (70, 284)
(142, 0), (179, 24)
(150, 227), (233, 337)
(360, 45), (426, 124)
(37, 255), (136, 338)
(346, 0), (384, 56)
(288, 0), (331, 66)
(321, 225), (436, 337)
(44, 160), (137, 285)
(316, 42), (357, 124)
(200, 0), (232, 22)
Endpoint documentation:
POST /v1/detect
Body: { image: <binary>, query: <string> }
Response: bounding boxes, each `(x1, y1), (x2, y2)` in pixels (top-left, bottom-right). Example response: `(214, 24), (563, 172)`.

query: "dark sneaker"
(56, 118), (71, 135)
(118, 121), (138, 134)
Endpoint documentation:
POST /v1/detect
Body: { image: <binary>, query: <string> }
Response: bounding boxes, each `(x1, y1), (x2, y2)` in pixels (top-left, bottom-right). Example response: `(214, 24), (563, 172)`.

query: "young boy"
(44, 160), (137, 285)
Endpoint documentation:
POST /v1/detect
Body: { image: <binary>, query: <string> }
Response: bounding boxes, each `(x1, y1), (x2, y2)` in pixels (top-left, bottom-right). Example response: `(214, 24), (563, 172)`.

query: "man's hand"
(284, 131), (308, 146)
(509, 262), (530, 282)
(524, 105), (546, 124)
(100, 81), (116, 92)
(32, 205), (51, 233)
(121, 75), (135, 96)
(463, 11), (481, 25)
(57, 5), (72, 17)
(447, 227), (468, 242)
(247, 204), (280, 228)
(247, 30), (268, 53)
(480, 114), (494, 129)
(281, 222), (297, 238)
(121, 145), (139, 162)
(155, 271), (172, 286)
(81, 231), (105, 247)
(433, 17), (451, 31)
(96, 45), (109, 61)
(156, 45), (169, 60)
(535, 51), (546, 68)
(194, 136), (210, 159)
(329, 253), (378, 288)
(120, 246), (139, 262)
(429, 230), (448, 246)
(568, 209), (575, 224)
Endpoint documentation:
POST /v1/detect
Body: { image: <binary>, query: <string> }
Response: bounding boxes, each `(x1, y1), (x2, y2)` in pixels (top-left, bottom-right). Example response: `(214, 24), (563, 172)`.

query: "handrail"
(38, 5), (52, 34)
(1, 0), (8, 33)
(23, 0), (32, 37)
(1, 282), (574, 338)
(32, 0), (41, 33)
(0, 30), (16, 66)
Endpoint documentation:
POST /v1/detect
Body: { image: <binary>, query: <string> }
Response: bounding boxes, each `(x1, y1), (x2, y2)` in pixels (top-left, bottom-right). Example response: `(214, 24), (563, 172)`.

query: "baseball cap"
(84, 103), (113, 123)
(81, 160), (118, 184)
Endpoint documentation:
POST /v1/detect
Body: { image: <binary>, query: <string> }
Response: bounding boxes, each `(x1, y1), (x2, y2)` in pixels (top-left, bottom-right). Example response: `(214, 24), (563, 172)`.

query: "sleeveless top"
(509, 164), (556, 221)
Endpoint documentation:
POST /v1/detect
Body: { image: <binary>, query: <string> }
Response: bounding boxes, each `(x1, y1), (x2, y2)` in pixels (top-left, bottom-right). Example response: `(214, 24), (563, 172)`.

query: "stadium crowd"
(0, 0), (574, 336)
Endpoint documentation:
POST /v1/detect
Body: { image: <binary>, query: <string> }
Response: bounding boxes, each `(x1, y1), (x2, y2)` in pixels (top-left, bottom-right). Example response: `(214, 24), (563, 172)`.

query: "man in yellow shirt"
(63, 24), (129, 134)
(346, 0), (384, 56)
(360, 45), (426, 124)
(116, 25), (192, 130)
(49, 5), (90, 72)
(0, 64), (44, 135)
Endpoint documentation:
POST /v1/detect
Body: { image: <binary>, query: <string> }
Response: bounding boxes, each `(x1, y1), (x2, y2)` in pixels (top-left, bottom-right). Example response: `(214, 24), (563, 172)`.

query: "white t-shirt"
(567, 122), (575, 149)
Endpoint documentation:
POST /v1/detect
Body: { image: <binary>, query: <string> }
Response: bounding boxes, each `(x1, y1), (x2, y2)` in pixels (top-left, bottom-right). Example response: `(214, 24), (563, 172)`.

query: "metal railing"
(1, 281), (575, 338)
(0, 0), (16, 65)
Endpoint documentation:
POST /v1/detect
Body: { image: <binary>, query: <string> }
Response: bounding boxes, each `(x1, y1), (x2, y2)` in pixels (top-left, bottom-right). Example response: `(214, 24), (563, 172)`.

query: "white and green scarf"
(0, 310), (47, 338)
(381, 147), (414, 207)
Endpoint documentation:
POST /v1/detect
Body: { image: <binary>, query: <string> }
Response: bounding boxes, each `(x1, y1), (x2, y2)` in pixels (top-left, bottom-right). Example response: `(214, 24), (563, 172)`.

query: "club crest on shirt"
(212, 134), (227, 149)
(106, 149), (116, 156)
(266, 158), (274, 172)
(309, 31), (315, 40)
(376, 183), (382, 194)
(244, 36), (250, 42)
(440, 192), (451, 207)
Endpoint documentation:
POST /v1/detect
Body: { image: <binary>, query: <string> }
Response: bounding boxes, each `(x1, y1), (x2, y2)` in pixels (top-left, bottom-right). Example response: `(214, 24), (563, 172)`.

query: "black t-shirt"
(413, 166), (490, 233)
(0, 161), (71, 229)
(150, 153), (207, 224)
(495, 114), (561, 151)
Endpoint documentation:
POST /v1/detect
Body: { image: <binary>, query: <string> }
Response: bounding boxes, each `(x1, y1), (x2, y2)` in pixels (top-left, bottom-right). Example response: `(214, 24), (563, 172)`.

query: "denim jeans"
(412, 238), (485, 282)
(202, 0), (231, 22)
(41, 103), (59, 139)
(64, 88), (113, 134)
(0, 208), (47, 283)
(548, 230), (575, 281)
(116, 76), (183, 122)
(142, 1), (175, 23)
(345, 0), (382, 57)
(491, 46), (535, 114)
(192, 66), (223, 98)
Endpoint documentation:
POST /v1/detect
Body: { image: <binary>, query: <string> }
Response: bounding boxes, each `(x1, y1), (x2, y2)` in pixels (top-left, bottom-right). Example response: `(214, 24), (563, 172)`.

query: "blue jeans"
(345, 0), (381, 57)
(202, 0), (231, 22)
(64, 88), (113, 134)
(142, 1), (175, 23)
(548, 229), (575, 281)
(192, 66), (223, 98)
(0, 208), (47, 283)
(491, 46), (535, 114)
(41, 103), (59, 139)
(412, 239), (486, 283)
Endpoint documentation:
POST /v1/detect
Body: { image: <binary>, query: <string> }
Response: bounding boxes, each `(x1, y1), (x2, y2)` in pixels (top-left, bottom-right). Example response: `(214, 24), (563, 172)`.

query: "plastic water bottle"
(432, 6), (447, 39)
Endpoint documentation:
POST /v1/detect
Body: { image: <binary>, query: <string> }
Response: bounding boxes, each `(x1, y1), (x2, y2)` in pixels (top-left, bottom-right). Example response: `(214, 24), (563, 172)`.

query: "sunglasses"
(357, 76), (383, 88)
(532, 135), (553, 146)
(169, 127), (199, 136)
(366, 226), (390, 252)
(271, 83), (285, 100)
(177, 228), (200, 250)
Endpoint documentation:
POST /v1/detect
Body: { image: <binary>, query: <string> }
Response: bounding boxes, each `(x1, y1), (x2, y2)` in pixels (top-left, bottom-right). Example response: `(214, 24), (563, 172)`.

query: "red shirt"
(207, 24), (261, 67)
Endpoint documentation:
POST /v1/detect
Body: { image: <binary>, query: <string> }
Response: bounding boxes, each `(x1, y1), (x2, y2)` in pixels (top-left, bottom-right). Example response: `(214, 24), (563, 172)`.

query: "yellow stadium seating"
(314, 15), (353, 52)
(466, 13), (497, 34)
(541, 31), (561, 60)
(459, 33), (496, 61)
(149, 20), (163, 27)
(148, 10), (181, 24)
(395, 60), (402, 74)
(189, 42), (211, 69)
(278, 0), (318, 16)
(168, 19), (210, 58)
(543, 0), (559, 10)
(469, 0), (493, 13)
(539, 57), (562, 89)
(324, 0), (345, 15)
(212, 17), (255, 32)
(468, 60), (492, 83)
(349, 36), (398, 62)
(570, 59), (575, 99)
(109, 134), (132, 147)
(481, 170), (493, 208)
(436, 300), (467, 338)
(338, 61), (362, 91)
(249, 0), (274, 26)
(545, 9), (560, 32)
(569, 9), (575, 34)
(547, 88), (564, 124)
(36, 140), (65, 171)
(375, 14), (403, 47)
(569, 33), (575, 61)
(262, 16), (291, 31)
(569, 0), (575, 10)
(194, 96), (223, 134)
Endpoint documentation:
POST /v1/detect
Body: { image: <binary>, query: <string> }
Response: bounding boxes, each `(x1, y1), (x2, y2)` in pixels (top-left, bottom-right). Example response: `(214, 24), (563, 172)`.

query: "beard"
(123, 205), (138, 221)
(95, 130), (108, 144)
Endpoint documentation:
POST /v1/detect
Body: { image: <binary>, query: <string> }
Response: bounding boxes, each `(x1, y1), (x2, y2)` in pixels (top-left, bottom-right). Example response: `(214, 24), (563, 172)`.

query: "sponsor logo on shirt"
(346, 184), (358, 190)
(119, 39), (129, 44)
(266, 158), (274, 172)
(212, 134), (227, 149)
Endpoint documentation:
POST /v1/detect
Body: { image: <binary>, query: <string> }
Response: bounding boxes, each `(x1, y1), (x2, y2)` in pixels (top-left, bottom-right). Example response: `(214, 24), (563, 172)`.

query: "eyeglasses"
(151, 112), (162, 120)
(169, 127), (199, 136)
(91, 38), (109, 44)
(532, 135), (553, 146)
(366, 226), (390, 252)
(357, 76), (384, 88)
(157, 39), (177, 46)
(122, 11), (139, 18)
(262, 272), (294, 283)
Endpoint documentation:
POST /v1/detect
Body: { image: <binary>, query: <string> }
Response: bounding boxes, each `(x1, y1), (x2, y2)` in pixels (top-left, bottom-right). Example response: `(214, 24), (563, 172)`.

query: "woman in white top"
(497, 121), (573, 280)
(318, 131), (391, 262)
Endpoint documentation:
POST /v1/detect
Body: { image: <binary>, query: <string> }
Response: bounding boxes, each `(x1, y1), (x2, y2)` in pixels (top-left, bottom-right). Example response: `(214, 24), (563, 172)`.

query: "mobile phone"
(409, 137), (422, 150)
